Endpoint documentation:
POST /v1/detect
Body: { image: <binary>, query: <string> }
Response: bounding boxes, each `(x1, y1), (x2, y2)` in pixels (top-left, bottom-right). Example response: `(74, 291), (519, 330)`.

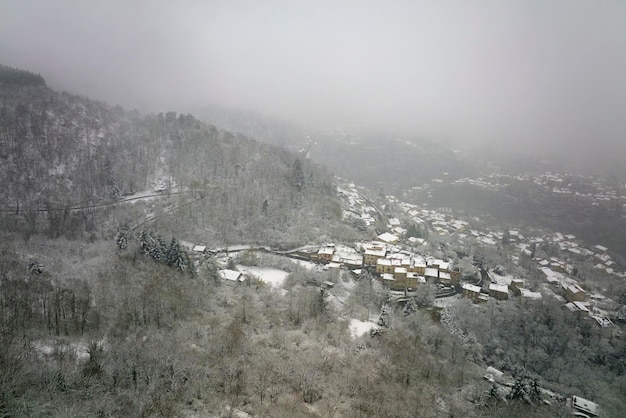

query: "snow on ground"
(237, 265), (289, 288)
(349, 318), (377, 339)
(540, 267), (564, 284)
(434, 296), (461, 308)
(327, 291), (350, 311)
(339, 276), (356, 291)
(480, 237), (497, 246)
(488, 270), (514, 286)
(123, 189), (162, 201)
(33, 341), (90, 362)
(291, 259), (317, 270)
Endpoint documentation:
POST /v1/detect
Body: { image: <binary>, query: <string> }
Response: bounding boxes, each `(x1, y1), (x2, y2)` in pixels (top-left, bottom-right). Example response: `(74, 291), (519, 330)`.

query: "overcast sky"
(1, 0), (625, 158)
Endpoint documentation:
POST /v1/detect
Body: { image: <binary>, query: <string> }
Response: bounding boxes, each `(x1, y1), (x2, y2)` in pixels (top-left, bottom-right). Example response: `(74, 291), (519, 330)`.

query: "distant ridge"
(0, 64), (46, 87)
(0, 64), (343, 247)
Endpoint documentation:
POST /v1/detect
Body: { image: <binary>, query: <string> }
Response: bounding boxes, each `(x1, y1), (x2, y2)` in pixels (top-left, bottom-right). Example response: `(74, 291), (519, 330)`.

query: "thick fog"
(2, 0), (626, 161)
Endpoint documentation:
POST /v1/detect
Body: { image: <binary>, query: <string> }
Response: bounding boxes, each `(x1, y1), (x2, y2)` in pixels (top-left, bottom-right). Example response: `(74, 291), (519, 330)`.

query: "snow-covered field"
(348, 318), (376, 339)
(238, 265), (290, 288)
(33, 341), (91, 362)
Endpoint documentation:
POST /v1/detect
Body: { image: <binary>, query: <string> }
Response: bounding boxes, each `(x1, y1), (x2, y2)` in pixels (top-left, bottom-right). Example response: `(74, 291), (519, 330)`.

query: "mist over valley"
(1, 2), (625, 416)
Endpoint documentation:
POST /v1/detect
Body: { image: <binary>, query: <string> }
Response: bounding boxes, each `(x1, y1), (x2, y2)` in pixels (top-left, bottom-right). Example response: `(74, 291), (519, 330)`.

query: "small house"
(380, 273), (395, 286)
(410, 260), (426, 275)
(192, 245), (207, 253)
(376, 258), (393, 274)
(424, 267), (439, 280)
(219, 269), (243, 284)
(393, 267), (407, 281)
(341, 254), (363, 268)
(563, 283), (586, 302)
(377, 232), (399, 244)
(317, 246), (335, 262)
(364, 245), (387, 266)
(489, 283), (509, 300)
(565, 302), (589, 318)
(483, 366), (504, 383)
(509, 278), (524, 296)
(520, 288), (542, 300)
(571, 395), (599, 417)
(406, 272), (426, 288)
(462, 283), (482, 302)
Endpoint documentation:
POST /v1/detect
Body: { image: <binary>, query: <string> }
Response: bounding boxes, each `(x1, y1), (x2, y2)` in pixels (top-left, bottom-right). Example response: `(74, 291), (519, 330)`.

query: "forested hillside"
(0, 65), (487, 417)
(0, 65), (340, 246)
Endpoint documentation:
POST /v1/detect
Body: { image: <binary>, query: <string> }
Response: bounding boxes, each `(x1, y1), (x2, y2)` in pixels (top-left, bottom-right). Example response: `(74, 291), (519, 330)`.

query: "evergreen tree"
(116, 225), (131, 252)
(167, 237), (181, 267)
(529, 379), (542, 403)
(378, 305), (391, 328)
(403, 297), (418, 316)
(507, 377), (529, 403)
(317, 288), (329, 318)
(154, 234), (168, 264)
(167, 237), (194, 275)
(139, 230), (149, 254)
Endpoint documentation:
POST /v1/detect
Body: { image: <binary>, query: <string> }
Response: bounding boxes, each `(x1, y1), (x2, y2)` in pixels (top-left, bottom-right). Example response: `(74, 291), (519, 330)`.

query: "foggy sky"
(2, 0), (626, 158)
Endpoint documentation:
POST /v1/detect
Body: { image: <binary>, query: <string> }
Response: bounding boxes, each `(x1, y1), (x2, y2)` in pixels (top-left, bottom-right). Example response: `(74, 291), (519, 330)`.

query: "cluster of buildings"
(364, 242), (459, 291)
(460, 274), (540, 304)
(372, 186), (624, 327)
(308, 238), (460, 292)
(186, 181), (624, 329)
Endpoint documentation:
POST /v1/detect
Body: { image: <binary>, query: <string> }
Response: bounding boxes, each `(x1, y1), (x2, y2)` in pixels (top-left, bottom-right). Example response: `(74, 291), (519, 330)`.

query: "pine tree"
(167, 237), (181, 267)
(529, 379), (542, 403)
(139, 230), (149, 254)
(403, 297), (418, 316)
(154, 234), (168, 264)
(145, 231), (167, 263)
(317, 288), (329, 318)
(378, 305), (391, 328)
(116, 229), (129, 252)
(137, 230), (195, 275)
(507, 377), (529, 403)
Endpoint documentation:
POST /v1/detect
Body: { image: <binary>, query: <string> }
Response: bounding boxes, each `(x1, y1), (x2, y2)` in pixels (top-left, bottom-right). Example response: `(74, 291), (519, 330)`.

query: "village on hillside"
(177, 180), (620, 415)
(185, 181), (625, 333)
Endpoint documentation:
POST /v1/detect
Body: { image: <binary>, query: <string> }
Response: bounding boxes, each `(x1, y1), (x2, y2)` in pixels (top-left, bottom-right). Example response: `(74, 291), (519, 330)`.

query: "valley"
(1, 64), (625, 417)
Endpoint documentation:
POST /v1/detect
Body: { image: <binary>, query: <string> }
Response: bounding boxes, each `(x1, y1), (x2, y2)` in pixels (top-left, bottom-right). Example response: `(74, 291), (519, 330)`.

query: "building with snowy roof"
(462, 283), (482, 302)
(314, 246), (334, 262)
(563, 282), (586, 302)
(424, 267), (439, 280)
(520, 288), (542, 300)
(219, 269), (243, 283)
(489, 283), (509, 300)
(364, 245), (387, 265)
(377, 232), (399, 244)
(571, 395), (599, 417)
(375, 258), (393, 274)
